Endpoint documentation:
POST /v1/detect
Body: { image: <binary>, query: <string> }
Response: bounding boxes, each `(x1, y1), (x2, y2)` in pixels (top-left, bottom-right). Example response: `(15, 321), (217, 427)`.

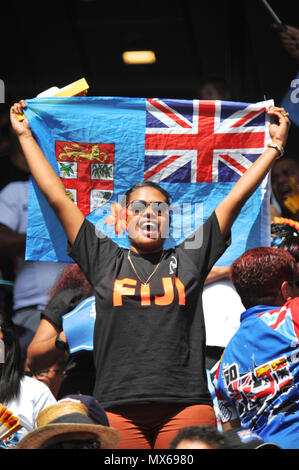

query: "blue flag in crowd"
(280, 71), (299, 127)
(24, 96), (273, 265)
(62, 296), (95, 353)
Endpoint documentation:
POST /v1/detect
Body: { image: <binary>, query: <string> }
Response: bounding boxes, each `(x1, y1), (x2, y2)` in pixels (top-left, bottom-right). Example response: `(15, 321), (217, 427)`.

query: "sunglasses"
(43, 439), (101, 450)
(127, 200), (169, 215)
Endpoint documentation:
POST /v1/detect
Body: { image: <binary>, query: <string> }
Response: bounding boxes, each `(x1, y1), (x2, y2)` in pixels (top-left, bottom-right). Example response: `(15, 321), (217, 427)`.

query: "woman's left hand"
(267, 106), (291, 148)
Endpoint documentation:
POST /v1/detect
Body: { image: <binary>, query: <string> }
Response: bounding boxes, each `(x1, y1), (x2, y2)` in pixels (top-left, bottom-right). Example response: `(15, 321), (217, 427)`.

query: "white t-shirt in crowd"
(203, 279), (244, 348)
(1, 375), (56, 447)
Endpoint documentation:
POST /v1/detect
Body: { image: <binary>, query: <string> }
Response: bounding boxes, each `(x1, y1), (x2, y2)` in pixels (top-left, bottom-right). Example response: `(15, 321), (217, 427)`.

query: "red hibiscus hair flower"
(105, 202), (128, 236)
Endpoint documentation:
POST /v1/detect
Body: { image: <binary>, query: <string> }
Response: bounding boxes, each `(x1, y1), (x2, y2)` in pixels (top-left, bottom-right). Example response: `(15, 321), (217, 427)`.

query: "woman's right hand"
(267, 105), (291, 148)
(10, 100), (32, 138)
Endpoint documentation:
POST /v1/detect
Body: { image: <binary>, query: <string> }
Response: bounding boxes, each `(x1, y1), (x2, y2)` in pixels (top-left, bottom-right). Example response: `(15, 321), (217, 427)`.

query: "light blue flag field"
(24, 96), (273, 266)
(62, 296), (95, 354)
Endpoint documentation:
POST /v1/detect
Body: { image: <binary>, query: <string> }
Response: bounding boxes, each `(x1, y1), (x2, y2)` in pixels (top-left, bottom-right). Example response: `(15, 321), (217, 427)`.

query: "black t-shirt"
(42, 288), (84, 329)
(67, 212), (229, 408)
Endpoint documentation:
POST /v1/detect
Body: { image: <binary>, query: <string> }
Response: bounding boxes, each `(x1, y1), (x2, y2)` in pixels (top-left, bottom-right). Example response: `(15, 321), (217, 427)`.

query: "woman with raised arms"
(10, 101), (290, 449)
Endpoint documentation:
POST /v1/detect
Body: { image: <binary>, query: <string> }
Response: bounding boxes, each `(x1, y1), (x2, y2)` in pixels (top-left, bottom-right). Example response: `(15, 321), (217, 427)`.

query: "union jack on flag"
(23, 96), (272, 264)
(144, 98), (267, 184)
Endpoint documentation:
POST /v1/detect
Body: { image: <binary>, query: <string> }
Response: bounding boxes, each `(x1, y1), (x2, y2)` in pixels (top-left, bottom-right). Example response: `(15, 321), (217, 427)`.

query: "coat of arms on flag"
(55, 141), (114, 215)
(23, 96), (272, 265)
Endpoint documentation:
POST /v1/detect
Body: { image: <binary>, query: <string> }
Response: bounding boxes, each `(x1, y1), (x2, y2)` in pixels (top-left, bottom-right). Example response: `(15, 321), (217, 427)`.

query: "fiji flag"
(24, 96), (273, 265)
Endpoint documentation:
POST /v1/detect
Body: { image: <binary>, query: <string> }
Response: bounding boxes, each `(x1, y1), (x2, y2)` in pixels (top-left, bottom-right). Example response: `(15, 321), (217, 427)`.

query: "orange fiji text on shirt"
(113, 277), (186, 307)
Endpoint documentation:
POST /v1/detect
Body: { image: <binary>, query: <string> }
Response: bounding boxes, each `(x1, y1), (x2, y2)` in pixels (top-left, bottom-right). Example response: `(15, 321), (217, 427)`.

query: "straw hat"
(16, 400), (120, 449)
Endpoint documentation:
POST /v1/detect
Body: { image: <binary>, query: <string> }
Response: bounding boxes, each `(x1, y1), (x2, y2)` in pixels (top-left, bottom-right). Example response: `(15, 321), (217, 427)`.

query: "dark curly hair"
(48, 264), (93, 301)
(271, 223), (299, 264)
(169, 425), (226, 449)
(230, 247), (297, 309)
(121, 181), (172, 206)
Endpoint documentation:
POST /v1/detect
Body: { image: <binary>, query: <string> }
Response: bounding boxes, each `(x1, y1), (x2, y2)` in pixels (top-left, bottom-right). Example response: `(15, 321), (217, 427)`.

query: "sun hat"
(16, 400), (120, 449)
(223, 428), (281, 449)
(59, 395), (110, 426)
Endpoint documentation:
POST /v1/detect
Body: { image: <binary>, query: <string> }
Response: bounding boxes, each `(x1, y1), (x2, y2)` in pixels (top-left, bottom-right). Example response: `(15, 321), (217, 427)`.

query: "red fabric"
(106, 403), (216, 449)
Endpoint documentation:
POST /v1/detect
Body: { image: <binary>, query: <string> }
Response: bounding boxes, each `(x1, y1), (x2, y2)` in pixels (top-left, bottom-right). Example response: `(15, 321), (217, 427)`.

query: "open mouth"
(139, 219), (159, 238)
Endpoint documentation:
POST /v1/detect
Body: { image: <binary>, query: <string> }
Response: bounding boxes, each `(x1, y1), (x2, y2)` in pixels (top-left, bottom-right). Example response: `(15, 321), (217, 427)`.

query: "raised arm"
(10, 101), (85, 245)
(215, 106), (291, 239)
(26, 317), (67, 372)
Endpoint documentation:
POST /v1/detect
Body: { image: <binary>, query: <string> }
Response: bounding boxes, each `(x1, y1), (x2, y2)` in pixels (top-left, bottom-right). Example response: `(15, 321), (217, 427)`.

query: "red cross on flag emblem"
(55, 141), (115, 216)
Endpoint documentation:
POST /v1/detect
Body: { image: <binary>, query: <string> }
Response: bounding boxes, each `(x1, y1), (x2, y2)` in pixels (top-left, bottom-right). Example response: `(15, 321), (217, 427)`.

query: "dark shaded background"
(0, 0), (298, 187)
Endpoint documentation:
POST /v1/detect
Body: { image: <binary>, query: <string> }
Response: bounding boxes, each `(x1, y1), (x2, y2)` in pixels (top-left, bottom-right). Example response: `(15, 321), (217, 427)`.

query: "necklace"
(127, 250), (164, 286)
